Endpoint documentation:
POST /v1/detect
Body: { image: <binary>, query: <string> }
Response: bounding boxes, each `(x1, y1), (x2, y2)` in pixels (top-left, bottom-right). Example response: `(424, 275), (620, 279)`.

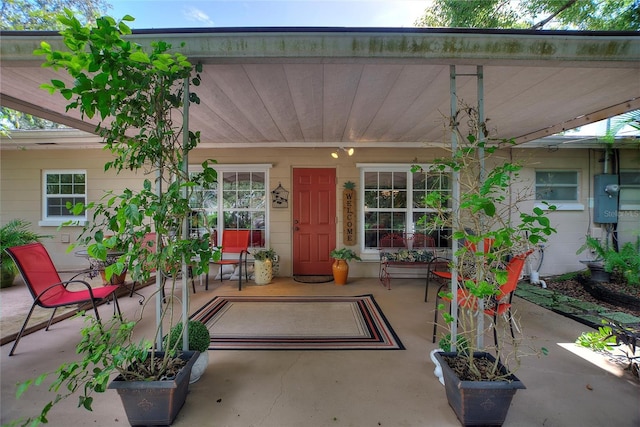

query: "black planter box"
(109, 351), (199, 426)
(434, 351), (525, 426)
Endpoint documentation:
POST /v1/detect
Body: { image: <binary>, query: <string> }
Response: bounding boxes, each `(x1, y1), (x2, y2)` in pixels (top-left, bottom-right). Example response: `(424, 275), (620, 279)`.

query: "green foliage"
(438, 333), (469, 354)
(13, 315), (159, 426)
(576, 324), (617, 352)
(416, 0), (525, 29)
(0, 219), (51, 274)
(8, 11), (216, 426)
(0, 0), (110, 30)
(343, 181), (356, 190)
(554, 271), (581, 281)
(0, 0), (111, 133)
(166, 320), (210, 353)
(252, 248), (277, 261)
(330, 248), (362, 261)
(33, 10), (218, 284)
(576, 235), (609, 260)
(605, 240), (640, 286)
(578, 236), (640, 286)
(576, 318), (640, 382)
(422, 104), (557, 378)
(415, 0), (639, 30)
(601, 110), (640, 144)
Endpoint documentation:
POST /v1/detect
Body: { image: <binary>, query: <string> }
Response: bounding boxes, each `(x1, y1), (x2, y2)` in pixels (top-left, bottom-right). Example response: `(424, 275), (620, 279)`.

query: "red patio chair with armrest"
(211, 230), (250, 291)
(5, 242), (122, 356)
(425, 238), (494, 302)
(431, 249), (533, 349)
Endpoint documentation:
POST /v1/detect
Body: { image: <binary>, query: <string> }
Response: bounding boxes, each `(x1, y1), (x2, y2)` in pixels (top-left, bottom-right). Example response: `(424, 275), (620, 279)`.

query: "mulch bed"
(543, 274), (640, 318)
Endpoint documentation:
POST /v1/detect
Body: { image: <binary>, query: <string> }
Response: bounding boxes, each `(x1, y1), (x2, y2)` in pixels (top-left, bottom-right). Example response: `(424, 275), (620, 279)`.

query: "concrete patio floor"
(1, 275), (639, 427)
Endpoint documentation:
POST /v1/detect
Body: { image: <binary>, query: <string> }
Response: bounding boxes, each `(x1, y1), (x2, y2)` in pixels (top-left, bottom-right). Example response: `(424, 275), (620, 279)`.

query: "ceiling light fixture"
(330, 147), (355, 158)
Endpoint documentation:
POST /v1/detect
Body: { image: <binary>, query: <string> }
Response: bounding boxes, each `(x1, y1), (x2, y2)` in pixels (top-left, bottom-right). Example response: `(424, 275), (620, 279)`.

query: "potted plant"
(92, 233), (129, 285)
(252, 248), (277, 285)
(330, 247), (362, 285)
(0, 219), (51, 288)
(166, 320), (211, 384)
(10, 11), (217, 426)
(577, 235), (640, 284)
(421, 105), (556, 426)
(576, 235), (612, 282)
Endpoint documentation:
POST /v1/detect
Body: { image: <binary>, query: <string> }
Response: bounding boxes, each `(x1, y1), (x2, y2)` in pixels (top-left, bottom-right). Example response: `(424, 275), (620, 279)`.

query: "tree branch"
(530, 0), (579, 30)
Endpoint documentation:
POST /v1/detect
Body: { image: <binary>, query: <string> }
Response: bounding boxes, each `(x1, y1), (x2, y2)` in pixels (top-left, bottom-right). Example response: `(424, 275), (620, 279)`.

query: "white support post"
(448, 65), (486, 351)
(181, 76), (190, 351)
(476, 65), (485, 349)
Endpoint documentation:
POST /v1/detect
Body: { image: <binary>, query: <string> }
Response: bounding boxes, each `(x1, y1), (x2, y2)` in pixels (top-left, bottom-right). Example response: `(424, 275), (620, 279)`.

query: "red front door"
(292, 168), (336, 275)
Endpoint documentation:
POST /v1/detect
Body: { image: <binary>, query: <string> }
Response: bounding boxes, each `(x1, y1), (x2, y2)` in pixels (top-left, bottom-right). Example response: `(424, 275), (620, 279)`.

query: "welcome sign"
(343, 188), (356, 245)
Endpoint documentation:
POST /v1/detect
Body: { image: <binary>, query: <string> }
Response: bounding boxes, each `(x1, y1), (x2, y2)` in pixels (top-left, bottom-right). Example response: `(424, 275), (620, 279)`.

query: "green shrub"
(605, 240), (640, 286)
(166, 320), (210, 353)
(0, 219), (51, 275)
(576, 325), (617, 352)
(578, 236), (640, 286)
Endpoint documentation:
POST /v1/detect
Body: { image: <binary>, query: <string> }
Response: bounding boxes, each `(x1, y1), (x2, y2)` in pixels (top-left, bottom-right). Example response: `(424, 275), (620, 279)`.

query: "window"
(360, 165), (451, 252)
(40, 170), (87, 226)
(535, 171), (579, 202)
(619, 171), (640, 210)
(190, 165), (270, 249)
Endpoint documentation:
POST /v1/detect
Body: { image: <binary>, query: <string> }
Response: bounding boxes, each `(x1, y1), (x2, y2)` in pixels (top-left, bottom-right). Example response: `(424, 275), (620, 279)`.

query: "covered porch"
(1, 275), (638, 426)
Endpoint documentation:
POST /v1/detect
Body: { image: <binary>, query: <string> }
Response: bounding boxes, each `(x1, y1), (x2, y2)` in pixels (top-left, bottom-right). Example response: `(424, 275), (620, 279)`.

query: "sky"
(108, 0), (431, 29)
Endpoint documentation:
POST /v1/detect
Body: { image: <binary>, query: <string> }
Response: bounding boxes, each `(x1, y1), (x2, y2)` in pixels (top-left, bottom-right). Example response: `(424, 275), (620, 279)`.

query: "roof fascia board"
(2, 29), (639, 67)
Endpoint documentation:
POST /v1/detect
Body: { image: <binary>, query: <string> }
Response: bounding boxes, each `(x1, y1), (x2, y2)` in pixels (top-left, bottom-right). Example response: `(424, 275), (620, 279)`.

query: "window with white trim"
(535, 171), (579, 202)
(40, 170), (87, 226)
(619, 171), (640, 210)
(360, 165), (451, 252)
(190, 165), (270, 249)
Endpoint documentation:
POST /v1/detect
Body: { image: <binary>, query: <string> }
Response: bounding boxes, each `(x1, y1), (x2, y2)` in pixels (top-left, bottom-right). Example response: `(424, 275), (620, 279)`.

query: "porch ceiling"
(1, 28), (639, 149)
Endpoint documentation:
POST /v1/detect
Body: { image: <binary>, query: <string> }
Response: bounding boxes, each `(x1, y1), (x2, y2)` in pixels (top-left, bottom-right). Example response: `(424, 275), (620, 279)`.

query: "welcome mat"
(191, 294), (404, 350)
(293, 275), (334, 283)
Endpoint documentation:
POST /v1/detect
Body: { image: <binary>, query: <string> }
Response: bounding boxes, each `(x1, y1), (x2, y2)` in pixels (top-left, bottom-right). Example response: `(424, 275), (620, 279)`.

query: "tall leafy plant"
(418, 105), (556, 379)
(35, 9), (217, 312)
(11, 11), (217, 426)
(0, 219), (51, 286)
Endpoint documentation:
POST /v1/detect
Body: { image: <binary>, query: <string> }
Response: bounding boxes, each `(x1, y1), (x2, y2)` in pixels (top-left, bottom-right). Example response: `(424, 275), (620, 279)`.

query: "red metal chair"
(5, 242), (122, 356)
(211, 230), (250, 290)
(431, 250), (533, 347)
(425, 238), (495, 301)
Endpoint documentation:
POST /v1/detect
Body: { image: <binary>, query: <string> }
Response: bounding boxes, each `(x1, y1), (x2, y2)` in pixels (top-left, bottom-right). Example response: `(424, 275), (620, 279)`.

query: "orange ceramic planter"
(332, 259), (349, 285)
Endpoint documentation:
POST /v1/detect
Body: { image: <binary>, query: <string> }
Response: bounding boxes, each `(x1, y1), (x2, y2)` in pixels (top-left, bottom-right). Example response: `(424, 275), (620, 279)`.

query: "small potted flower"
(329, 247), (361, 285)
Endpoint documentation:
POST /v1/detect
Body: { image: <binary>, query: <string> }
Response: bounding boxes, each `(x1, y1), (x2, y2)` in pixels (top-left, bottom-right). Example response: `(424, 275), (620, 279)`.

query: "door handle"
(294, 226), (300, 231)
